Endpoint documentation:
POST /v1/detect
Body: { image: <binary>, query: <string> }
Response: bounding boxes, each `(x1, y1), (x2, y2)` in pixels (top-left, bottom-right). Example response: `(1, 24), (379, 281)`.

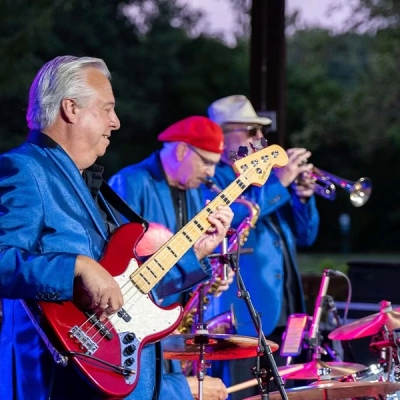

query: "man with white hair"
(0, 56), (232, 400)
(204, 94), (320, 399)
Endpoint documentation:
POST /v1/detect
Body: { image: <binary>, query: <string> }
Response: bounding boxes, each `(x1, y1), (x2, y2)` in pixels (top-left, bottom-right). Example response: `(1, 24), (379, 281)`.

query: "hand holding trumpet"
(273, 148), (315, 202)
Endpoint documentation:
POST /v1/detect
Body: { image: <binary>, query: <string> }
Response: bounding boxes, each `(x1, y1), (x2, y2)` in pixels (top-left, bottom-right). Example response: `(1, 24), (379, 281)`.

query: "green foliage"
(1, 0), (400, 253)
(285, 18), (400, 252)
(0, 0), (249, 176)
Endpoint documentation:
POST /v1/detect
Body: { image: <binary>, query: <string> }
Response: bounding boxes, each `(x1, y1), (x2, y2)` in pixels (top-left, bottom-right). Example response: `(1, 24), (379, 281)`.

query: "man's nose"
(205, 165), (216, 176)
(111, 111), (120, 130)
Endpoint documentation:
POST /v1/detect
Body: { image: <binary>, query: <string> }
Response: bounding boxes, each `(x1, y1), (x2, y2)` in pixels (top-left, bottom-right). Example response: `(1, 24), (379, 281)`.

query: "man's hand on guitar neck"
(73, 255), (123, 321)
(193, 205), (233, 261)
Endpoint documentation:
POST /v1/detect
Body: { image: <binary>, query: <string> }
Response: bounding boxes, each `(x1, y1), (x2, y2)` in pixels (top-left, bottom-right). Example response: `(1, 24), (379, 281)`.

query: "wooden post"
(250, 0), (286, 146)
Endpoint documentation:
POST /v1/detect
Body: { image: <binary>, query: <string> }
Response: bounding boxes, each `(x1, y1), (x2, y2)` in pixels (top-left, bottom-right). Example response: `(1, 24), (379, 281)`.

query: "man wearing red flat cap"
(109, 116), (232, 400)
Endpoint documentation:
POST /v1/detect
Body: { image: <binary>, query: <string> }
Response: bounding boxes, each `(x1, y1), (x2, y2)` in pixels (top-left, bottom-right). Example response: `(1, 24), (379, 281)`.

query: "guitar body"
(38, 223), (183, 399)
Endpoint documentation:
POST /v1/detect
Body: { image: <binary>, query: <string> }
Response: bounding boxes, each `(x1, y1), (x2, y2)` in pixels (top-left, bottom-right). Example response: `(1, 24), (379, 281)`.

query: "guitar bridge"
(69, 326), (99, 355)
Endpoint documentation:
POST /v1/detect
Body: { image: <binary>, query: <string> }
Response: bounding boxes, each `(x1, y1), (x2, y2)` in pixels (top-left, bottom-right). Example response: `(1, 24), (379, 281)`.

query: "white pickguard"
(109, 258), (181, 384)
(112, 258), (181, 341)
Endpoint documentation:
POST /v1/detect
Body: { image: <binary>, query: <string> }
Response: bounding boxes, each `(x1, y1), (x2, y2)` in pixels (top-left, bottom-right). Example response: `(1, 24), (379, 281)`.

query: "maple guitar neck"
(132, 144), (288, 294)
(132, 176), (249, 293)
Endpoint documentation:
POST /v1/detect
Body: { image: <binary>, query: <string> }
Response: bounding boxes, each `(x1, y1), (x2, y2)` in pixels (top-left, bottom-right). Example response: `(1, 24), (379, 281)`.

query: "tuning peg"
(261, 137), (268, 148)
(237, 146), (249, 157)
(229, 151), (238, 162)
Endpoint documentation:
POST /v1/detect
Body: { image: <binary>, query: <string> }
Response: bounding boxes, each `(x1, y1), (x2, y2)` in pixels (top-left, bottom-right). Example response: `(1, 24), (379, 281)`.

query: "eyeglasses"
(187, 145), (218, 167)
(223, 124), (268, 137)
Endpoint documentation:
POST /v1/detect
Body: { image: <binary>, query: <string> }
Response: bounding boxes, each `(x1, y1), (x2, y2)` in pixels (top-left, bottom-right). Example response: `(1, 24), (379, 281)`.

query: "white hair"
(26, 55), (111, 130)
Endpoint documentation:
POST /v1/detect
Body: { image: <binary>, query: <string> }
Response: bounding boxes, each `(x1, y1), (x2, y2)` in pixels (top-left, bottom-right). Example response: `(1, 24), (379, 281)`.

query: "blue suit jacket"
(0, 132), (208, 400)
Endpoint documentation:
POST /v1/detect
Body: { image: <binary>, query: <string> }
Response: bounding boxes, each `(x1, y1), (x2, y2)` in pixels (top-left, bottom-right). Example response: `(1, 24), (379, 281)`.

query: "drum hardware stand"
(193, 284), (211, 400)
(370, 327), (400, 385)
(316, 367), (333, 382)
(366, 326), (400, 400)
(230, 256), (288, 400)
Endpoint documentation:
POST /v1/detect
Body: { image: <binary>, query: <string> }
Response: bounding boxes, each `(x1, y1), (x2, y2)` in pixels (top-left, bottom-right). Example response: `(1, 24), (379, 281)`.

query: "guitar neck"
(131, 177), (250, 293)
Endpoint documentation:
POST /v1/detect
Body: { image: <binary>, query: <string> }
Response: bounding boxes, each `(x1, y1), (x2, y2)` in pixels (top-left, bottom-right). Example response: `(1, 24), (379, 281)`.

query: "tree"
(0, 0), (249, 175)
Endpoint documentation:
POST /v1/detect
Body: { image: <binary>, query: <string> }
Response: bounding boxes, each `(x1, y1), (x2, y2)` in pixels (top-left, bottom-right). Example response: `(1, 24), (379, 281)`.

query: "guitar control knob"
(124, 357), (134, 367)
(123, 332), (136, 344)
(123, 344), (136, 356)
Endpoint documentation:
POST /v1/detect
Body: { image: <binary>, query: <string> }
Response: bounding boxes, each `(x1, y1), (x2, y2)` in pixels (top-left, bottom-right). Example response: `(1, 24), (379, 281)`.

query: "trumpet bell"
(309, 167), (372, 207)
(349, 177), (372, 207)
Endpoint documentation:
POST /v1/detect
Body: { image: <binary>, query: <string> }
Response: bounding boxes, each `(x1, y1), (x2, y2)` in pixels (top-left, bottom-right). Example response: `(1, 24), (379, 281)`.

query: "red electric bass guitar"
(23, 145), (288, 399)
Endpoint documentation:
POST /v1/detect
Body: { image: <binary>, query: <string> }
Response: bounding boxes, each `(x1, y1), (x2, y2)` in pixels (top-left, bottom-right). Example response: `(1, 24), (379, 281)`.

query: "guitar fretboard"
(129, 143), (286, 294)
(131, 177), (249, 293)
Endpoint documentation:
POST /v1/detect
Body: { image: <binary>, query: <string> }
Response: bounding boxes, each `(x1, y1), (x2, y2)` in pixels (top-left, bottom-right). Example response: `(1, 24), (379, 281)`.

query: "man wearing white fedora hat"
(203, 94), (320, 399)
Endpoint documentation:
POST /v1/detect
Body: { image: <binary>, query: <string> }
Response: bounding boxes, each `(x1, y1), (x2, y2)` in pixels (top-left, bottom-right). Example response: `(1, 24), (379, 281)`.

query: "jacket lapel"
(46, 148), (109, 240)
(147, 153), (178, 231)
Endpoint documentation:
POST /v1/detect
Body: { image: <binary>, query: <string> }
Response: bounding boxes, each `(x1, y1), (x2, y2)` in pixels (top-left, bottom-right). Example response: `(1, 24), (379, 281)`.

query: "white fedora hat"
(208, 94), (272, 126)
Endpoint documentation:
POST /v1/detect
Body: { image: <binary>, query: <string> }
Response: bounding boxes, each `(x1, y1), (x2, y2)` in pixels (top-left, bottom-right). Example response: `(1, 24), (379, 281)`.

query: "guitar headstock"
(232, 144), (288, 187)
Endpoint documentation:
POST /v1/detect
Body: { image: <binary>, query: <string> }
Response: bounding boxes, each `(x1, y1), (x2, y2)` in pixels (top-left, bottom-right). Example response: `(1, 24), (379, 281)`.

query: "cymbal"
(162, 333), (278, 361)
(329, 303), (400, 340)
(277, 359), (366, 380)
(244, 381), (400, 400)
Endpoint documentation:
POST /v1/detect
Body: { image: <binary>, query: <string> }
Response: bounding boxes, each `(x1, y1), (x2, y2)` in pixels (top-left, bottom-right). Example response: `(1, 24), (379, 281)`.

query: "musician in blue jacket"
(204, 95), (320, 400)
(0, 56), (232, 400)
(109, 116), (232, 400)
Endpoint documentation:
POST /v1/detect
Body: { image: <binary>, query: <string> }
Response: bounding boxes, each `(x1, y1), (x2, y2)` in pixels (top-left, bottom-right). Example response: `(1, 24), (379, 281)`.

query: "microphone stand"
(194, 284), (208, 400)
(219, 237), (229, 281)
(230, 256), (288, 400)
(325, 295), (357, 363)
(306, 269), (334, 364)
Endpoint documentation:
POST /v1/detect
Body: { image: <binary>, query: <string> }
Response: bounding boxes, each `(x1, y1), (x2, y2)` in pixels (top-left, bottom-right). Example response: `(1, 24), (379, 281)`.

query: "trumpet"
(300, 167), (372, 207)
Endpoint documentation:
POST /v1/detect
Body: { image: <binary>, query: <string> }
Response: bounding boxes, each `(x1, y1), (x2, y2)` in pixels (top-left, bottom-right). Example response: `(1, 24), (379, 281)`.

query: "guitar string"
(77, 151), (278, 347)
(88, 172), (259, 345)
(76, 164), (264, 347)
(78, 192), (236, 347)
(78, 158), (270, 346)
(88, 205), (226, 345)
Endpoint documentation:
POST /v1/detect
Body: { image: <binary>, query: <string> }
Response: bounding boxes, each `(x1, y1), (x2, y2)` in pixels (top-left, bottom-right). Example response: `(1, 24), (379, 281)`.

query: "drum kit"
(162, 294), (400, 399)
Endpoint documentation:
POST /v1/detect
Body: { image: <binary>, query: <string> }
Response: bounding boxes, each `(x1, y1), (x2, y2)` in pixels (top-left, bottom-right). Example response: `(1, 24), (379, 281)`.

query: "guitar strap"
(99, 181), (149, 229)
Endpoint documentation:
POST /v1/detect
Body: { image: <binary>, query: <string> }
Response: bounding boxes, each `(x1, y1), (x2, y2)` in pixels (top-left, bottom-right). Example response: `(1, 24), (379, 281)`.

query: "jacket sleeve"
(0, 154), (76, 300)
(159, 360), (193, 400)
(291, 193), (320, 247)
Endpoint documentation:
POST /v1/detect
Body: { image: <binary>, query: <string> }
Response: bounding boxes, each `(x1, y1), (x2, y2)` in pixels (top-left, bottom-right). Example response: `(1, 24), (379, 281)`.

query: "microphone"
(308, 269), (335, 342)
(325, 295), (341, 328)
(325, 294), (358, 363)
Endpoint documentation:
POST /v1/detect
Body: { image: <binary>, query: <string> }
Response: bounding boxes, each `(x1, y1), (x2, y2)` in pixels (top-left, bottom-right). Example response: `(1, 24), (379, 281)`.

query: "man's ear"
(176, 142), (189, 162)
(60, 98), (78, 123)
